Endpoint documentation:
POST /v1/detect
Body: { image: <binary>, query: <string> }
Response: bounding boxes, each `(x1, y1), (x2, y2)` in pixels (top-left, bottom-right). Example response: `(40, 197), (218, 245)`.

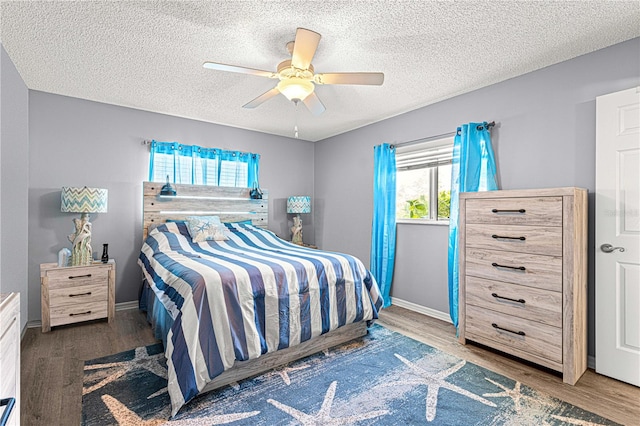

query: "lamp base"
(291, 214), (304, 245)
(69, 213), (93, 266)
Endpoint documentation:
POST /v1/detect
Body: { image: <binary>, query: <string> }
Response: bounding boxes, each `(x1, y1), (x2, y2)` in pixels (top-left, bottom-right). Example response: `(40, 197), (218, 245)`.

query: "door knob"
(600, 243), (625, 253)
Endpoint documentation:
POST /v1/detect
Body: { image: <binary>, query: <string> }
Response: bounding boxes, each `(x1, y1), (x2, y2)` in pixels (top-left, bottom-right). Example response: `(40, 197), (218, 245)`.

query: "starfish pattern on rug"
(483, 378), (525, 413)
(482, 379), (612, 426)
(147, 387), (168, 400)
(100, 395), (260, 425)
(266, 362), (311, 385)
(383, 354), (496, 422)
(267, 380), (389, 425)
(83, 347), (166, 395)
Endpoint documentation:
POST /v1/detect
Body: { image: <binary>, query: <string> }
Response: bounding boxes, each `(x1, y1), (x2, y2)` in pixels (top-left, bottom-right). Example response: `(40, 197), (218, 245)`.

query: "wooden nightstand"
(40, 260), (115, 332)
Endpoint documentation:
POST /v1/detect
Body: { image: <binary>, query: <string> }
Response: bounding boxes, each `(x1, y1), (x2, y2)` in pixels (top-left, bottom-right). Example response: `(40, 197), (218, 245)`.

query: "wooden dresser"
(458, 187), (587, 385)
(0, 292), (20, 425)
(40, 260), (115, 332)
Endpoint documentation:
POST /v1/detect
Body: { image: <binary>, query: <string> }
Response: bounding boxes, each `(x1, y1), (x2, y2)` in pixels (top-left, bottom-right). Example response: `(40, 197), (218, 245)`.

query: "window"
(395, 136), (453, 222)
(149, 141), (259, 188)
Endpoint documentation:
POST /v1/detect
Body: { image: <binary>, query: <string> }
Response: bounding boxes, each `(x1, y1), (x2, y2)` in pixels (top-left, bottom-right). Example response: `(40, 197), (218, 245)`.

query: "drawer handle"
(491, 262), (526, 271)
(69, 311), (92, 317)
(69, 292), (92, 297)
(0, 398), (15, 426)
(492, 323), (525, 336)
(491, 208), (526, 213)
(492, 234), (526, 241)
(491, 293), (526, 304)
(69, 274), (92, 279)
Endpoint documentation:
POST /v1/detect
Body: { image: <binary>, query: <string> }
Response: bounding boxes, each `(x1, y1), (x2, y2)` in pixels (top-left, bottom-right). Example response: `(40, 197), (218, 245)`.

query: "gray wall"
(1, 44), (29, 331)
(314, 38), (640, 356)
(28, 92), (314, 321)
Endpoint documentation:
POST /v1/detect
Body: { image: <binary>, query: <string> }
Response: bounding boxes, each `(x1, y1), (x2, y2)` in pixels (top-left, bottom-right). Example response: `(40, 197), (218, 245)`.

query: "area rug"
(82, 324), (618, 425)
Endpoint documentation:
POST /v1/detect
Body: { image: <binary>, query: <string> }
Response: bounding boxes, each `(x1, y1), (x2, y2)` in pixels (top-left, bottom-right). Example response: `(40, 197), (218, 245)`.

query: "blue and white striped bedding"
(138, 221), (383, 416)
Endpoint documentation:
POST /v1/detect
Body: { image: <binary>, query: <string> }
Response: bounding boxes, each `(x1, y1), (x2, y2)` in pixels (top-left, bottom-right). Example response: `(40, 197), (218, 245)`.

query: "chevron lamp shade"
(287, 196), (311, 214)
(61, 187), (108, 213)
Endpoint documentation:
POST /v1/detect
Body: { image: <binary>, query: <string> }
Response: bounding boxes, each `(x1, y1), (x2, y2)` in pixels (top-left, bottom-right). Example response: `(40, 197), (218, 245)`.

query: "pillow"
(168, 220), (191, 236)
(149, 221), (190, 237)
(185, 216), (228, 242)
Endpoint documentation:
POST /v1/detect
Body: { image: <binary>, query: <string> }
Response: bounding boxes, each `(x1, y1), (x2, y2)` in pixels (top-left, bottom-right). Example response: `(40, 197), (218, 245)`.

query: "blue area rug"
(82, 324), (619, 425)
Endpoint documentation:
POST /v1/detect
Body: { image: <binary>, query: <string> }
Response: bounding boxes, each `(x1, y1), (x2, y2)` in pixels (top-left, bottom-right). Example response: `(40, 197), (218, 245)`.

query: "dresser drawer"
(45, 266), (109, 290)
(466, 224), (562, 256)
(49, 283), (108, 327)
(465, 276), (562, 327)
(465, 304), (562, 364)
(465, 197), (563, 226)
(465, 248), (562, 292)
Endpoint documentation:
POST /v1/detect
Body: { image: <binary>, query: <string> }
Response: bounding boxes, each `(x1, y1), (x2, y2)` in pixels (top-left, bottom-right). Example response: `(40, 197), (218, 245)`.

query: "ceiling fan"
(203, 28), (384, 116)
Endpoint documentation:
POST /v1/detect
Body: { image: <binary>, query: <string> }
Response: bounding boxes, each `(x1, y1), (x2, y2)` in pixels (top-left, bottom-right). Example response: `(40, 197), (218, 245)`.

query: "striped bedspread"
(138, 222), (383, 416)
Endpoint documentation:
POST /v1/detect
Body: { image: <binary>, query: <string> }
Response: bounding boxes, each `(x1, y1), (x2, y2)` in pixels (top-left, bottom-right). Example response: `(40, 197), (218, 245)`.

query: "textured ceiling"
(1, 1), (639, 141)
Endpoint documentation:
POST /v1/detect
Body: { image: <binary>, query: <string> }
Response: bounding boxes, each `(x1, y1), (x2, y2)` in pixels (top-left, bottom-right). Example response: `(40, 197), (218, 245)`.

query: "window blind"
(395, 137), (453, 170)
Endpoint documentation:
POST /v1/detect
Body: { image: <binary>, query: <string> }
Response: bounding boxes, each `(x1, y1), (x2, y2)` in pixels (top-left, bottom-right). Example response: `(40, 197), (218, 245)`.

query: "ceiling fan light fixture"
(277, 78), (314, 101)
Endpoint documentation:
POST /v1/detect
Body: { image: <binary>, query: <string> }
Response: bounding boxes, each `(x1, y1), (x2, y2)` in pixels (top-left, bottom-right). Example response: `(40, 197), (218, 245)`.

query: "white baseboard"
(116, 300), (139, 311)
(26, 300), (140, 329)
(390, 297), (452, 324)
(27, 320), (41, 329)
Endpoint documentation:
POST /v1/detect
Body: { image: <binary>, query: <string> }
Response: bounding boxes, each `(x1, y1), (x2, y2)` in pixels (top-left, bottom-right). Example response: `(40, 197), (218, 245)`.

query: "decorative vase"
(101, 243), (109, 263)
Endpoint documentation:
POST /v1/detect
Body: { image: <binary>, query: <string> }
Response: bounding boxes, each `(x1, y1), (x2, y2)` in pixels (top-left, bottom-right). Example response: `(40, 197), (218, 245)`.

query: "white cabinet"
(0, 292), (20, 426)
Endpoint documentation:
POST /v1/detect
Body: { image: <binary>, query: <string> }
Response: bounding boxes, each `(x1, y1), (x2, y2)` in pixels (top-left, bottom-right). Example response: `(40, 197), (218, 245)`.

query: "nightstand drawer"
(465, 248), (562, 291)
(465, 304), (562, 364)
(465, 197), (562, 226)
(465, 276), (562, 327)
(49, 283), (108, 327)
(466, 224), (562, 256)
(45, 266), (109, 289)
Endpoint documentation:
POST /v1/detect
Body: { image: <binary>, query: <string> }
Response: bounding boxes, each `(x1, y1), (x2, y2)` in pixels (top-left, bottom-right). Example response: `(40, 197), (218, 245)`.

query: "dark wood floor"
(21, 306), (640, 425)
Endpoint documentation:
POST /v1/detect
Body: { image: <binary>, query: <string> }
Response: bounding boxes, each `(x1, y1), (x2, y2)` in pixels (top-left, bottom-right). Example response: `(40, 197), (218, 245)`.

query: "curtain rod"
(391, 121), (495, 149)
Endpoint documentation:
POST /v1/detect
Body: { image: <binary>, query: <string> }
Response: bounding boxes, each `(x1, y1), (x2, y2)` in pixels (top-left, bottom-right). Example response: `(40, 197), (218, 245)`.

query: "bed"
(138, 182), (383, 416)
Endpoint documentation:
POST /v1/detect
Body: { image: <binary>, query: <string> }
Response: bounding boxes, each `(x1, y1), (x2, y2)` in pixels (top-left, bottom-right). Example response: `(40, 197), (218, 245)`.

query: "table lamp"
(287, 196), (311, 245)
(61, 186), (108, 266)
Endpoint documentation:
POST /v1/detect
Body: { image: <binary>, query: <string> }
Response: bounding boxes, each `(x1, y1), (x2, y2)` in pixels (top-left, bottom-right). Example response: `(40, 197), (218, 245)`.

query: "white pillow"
(185, 216), (228, 242)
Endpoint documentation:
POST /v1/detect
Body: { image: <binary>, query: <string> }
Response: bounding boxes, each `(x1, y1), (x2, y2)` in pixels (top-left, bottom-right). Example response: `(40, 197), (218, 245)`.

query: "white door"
(595, 86), (640, 386)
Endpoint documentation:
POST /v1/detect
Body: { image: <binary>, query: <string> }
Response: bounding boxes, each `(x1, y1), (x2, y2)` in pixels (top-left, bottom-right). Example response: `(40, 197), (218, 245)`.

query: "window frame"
(395, 136), (454, 225)
(148, 141), (259, 188)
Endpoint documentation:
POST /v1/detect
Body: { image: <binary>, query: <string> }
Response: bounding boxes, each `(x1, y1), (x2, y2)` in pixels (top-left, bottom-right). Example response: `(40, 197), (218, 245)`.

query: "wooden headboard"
(142, 181), (268, 239)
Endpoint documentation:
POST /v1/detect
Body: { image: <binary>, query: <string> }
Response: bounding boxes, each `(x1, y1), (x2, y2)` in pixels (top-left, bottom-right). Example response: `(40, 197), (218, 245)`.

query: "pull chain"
(293, 100), (299, 139)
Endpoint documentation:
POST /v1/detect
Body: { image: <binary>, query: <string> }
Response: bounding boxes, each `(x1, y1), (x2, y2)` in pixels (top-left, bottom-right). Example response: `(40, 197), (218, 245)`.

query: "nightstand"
(40, 260), (115, 332)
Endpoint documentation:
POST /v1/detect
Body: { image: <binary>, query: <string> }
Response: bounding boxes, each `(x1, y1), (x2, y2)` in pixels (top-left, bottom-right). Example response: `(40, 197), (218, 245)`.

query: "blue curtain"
(248, 153), (260, 189)
(371, 143), (397, 308)
(448, 122), (498, 328)
(149, 141), (260, 188)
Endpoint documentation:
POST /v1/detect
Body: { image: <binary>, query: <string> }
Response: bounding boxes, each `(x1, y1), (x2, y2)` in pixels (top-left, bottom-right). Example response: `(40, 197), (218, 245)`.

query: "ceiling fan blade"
(291, 28), (321, 70)
(302, 92), (326, 116)
(203, 62), (276, 78)
(243, 87), (281, 109)
(315, 72), (384, 85)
